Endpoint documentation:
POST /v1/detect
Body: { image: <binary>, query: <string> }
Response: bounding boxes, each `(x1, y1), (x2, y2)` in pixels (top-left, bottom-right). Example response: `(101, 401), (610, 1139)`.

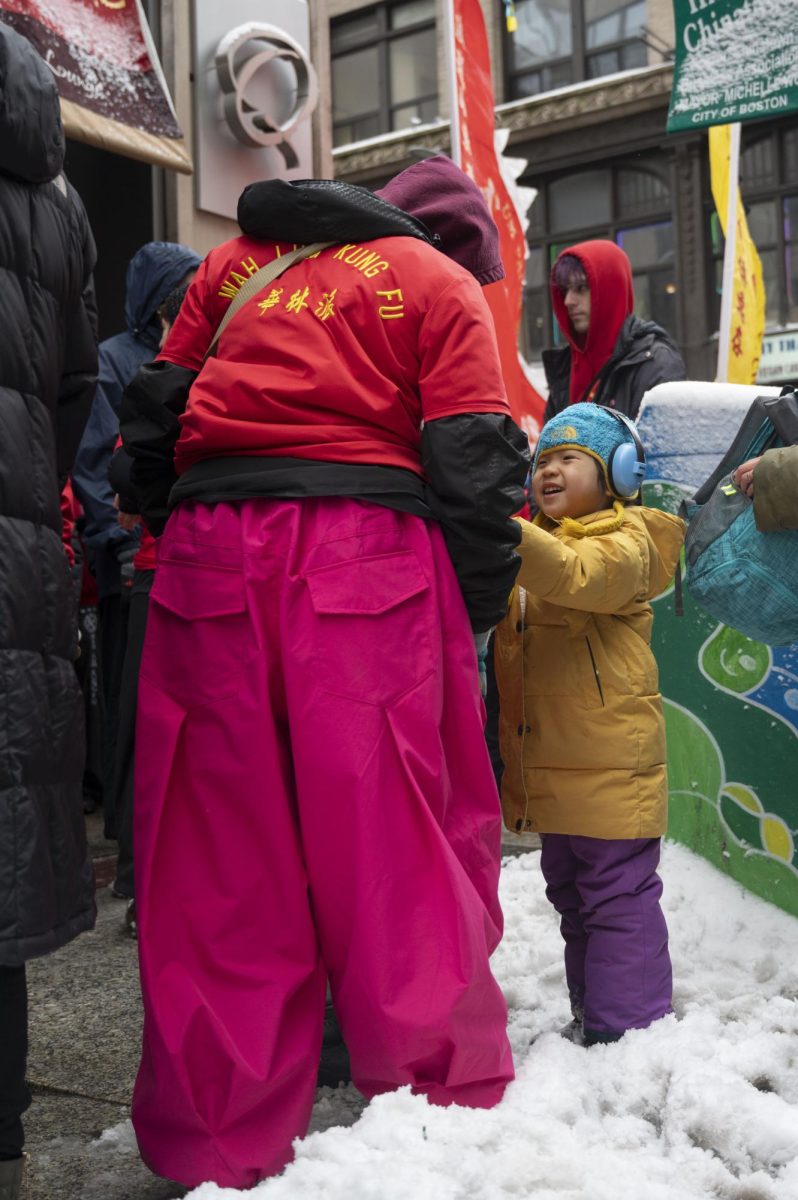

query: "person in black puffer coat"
(0, 22), (98, 1197)
(542, 240), (686, 422)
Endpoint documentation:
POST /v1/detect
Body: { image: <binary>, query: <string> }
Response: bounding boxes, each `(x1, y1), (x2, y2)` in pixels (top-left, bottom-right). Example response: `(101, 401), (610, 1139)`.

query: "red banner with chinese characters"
(0, 0), (191, 173)
(451, 0), (544, 441)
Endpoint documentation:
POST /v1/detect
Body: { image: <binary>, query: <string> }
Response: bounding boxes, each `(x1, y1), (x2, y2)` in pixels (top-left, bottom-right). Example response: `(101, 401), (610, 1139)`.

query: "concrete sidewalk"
(24, 814), (185, 1200)
(23, 816), (537, 1199)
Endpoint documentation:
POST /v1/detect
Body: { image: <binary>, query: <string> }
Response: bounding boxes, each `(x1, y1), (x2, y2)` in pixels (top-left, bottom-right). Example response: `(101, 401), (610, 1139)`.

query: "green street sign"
(667, 0), (798, 133)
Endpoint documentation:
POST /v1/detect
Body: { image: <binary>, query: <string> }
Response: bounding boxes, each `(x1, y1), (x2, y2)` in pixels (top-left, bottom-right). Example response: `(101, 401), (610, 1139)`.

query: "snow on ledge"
(638, 381), (784, 492)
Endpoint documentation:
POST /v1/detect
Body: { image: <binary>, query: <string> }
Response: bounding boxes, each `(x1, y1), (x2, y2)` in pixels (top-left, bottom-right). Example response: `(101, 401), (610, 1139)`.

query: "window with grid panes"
(331, 1), (437, 148)
(708, 126), (798, 333)
(504, 0), (650, 101)
(520, 160), (676, 361)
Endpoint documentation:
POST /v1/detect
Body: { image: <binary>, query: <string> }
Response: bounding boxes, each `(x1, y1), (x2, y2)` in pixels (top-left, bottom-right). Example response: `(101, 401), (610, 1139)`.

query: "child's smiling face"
(533, 448), (611, 520)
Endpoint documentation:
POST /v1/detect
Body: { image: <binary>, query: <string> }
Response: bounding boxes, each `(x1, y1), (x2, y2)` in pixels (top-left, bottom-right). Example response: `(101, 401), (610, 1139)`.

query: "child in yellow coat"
(495, 403), (684, 1045)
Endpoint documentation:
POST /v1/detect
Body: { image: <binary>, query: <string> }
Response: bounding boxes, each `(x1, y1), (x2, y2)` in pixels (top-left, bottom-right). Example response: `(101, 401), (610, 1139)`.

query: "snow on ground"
(161, 843), (798, 1199)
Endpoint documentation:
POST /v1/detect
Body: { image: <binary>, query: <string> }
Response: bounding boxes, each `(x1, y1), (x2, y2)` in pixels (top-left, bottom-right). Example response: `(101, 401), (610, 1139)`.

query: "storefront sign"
(667, 0), (798, 133)
(0, 0), (191, 173)
(757, 330), (798, 384)
(193, 1), (316, 221)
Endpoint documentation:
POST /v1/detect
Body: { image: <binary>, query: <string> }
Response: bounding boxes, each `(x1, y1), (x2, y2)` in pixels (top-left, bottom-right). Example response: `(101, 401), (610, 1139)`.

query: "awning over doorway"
(0, 0), (192, 174)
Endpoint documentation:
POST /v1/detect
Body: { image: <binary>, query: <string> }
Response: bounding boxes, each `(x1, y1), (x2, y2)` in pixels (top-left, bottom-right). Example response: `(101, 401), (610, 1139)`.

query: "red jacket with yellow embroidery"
(161, 234), (510, 477)
(120, 183), (531, 631)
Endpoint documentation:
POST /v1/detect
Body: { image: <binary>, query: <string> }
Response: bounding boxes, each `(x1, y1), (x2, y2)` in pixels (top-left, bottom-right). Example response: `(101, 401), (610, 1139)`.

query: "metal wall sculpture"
(193, 1), (317, 219)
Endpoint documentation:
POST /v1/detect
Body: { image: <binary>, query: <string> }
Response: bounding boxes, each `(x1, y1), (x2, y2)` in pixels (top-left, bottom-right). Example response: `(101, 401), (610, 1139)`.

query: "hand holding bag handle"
(203, 241), (334, 362)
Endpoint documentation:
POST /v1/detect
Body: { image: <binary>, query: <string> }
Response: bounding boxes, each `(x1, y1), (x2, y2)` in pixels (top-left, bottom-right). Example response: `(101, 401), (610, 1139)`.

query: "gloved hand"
(473, 630), (491, 698)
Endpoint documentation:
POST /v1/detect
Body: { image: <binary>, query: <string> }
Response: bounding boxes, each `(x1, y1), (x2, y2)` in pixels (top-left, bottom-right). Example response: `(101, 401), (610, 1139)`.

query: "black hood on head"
(237, 178), (437, 246)
(0, 21), (64, 184)
(124, 241), (202, 346)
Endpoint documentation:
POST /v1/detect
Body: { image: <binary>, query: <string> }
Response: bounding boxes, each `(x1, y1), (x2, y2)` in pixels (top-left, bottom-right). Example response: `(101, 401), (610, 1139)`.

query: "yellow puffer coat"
(494, 504), (685, 840)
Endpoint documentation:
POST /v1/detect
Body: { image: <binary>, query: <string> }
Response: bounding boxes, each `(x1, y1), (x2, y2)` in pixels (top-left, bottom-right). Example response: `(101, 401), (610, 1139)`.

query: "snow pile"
(90, 1120), (141, 1155)
(637, 381), (782, 491)
(183, 843), (798, 1199)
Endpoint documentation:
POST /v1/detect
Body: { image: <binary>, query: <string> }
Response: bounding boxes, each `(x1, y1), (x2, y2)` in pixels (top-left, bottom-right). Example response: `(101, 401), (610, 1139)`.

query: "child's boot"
(583, 1028), (623, 1047)
(558, 1004), (584, 1045)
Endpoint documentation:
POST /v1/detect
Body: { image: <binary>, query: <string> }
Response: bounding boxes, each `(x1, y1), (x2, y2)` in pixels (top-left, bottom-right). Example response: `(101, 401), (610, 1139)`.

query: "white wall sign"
(193, 0), (317, 220)
(758, 330), (798, 384)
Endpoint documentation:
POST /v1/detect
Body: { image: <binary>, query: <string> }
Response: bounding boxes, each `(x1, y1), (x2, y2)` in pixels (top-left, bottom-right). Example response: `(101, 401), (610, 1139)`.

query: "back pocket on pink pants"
(305, 550), (435, 706)
(142, 560), (257, 708)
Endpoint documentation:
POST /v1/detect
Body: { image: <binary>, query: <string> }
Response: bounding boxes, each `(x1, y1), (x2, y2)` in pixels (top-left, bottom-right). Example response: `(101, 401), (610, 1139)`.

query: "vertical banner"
(709, 124), (765, 384)
(667, 0), (798, 133)
(0, 0), (192, 173)
(450, 0), (544, 441)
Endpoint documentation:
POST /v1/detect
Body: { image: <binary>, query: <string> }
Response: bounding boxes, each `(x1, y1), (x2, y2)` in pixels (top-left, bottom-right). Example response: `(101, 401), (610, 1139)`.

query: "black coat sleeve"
(119, 360), (197, 536)
(626, 339), (687, 419)
(56, 186), (98, 479)
(422, 412), (530, 633)
(108, 444), (137, 513)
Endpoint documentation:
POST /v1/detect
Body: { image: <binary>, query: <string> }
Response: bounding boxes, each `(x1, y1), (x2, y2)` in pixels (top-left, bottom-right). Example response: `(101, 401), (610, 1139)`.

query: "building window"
(331, 1), (437, 148)
(708, 127), (798, 333)
(505, 0), (649, 101)
(520, 161), (676, 361)
(617, 220), (676, 330)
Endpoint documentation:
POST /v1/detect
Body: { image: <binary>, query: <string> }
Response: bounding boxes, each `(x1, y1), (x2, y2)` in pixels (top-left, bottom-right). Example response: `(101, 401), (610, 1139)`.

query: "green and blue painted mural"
(640, 399), (798, 919)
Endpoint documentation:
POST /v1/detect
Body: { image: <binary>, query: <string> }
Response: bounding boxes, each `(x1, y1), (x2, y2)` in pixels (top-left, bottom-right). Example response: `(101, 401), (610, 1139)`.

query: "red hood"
(551, 240), (634, 404)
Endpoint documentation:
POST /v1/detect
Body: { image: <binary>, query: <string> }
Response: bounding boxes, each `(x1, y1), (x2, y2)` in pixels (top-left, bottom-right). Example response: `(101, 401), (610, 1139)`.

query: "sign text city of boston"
(667, 0), (798, 132)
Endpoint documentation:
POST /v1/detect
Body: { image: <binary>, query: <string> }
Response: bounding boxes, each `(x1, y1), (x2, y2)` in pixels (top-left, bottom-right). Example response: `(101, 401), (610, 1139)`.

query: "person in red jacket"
(543, 240), (686, 421)
(121, 156), (529, 1190)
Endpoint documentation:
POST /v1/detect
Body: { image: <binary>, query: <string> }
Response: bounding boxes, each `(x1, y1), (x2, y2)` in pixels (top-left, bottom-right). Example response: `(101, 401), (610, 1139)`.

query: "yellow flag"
(708, 124), (766, 384)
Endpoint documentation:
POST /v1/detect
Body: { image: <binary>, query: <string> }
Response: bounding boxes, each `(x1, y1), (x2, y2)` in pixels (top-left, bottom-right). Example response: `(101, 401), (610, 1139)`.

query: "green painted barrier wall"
(646, 479), (798, 919)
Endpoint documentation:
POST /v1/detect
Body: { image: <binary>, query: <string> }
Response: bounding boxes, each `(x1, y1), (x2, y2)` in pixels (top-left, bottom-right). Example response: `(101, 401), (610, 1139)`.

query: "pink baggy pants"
(132, 498), (514, 1189)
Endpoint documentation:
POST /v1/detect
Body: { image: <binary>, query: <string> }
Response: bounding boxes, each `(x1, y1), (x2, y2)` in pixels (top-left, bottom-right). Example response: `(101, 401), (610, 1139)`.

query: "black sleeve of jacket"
(422, 413), (531, 633)
(56, 187), (99, 479)
(627, 339), (687, 419)
(119, 360), (197, 536)
(108, 444), (137, 513)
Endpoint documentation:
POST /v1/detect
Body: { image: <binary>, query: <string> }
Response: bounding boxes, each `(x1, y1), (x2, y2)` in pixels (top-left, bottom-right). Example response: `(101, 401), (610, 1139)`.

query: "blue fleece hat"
(533, 403), (639, 498)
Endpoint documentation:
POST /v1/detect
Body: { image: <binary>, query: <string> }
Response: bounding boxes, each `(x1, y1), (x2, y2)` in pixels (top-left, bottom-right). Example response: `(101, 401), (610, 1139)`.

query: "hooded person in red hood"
(543, 240), (686, 422)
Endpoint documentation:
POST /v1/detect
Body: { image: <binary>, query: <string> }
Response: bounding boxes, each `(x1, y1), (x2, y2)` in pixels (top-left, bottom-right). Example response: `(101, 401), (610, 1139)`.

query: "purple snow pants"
(539, 834), (672, 1038)
(131, 498), (514, 1190)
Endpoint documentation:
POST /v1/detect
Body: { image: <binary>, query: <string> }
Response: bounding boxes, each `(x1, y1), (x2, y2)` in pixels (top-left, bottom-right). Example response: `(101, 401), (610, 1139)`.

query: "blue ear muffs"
(599, 408), (646, 498)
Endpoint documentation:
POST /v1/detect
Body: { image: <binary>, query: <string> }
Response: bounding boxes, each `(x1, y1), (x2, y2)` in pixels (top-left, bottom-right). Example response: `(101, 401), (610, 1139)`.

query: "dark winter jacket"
(0, 22), (98, 966)
(121, 177), (529, 631)
(543, 314), (687, 422)
(71, 242), (201, 600)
